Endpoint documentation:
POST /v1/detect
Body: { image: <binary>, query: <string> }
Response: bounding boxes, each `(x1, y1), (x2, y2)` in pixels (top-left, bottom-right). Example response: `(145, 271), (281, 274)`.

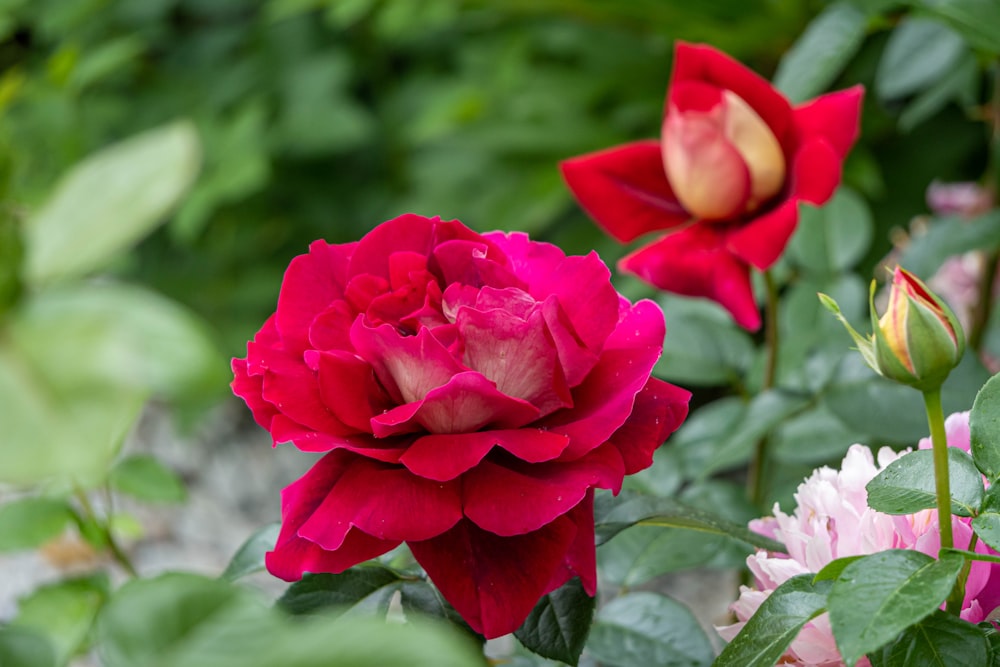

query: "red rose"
(561, 42), (863, 330)
(231, 214), (690, 638)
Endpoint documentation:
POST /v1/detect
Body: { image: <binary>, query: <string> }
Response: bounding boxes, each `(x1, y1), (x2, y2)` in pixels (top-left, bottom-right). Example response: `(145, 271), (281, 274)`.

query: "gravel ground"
(0, 399), (738, 663)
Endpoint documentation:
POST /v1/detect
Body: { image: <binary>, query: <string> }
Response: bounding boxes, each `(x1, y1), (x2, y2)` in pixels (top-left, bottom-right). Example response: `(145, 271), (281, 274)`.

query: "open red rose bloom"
(561, 42), (863, 330)
(232, 214), (690, 638)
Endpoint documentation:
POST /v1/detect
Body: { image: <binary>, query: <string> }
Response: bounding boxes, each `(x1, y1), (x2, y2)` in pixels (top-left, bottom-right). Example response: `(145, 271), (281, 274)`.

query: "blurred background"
(0, 0), (988, 378)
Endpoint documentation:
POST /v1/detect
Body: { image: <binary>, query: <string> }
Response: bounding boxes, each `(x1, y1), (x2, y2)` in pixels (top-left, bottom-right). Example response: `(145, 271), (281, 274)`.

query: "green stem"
(74, 488), (138, 578)
(922, 388), (960, 614)
(748, 271), (780, 508)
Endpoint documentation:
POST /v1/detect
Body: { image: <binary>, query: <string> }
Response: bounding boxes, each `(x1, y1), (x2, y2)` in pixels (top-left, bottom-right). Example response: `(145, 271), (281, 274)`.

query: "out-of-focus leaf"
(911, 0), (1000, 53)
(897, 210), (1000, 278)
(785, 189), (874, 278)
(586, 592), (713, 667)
(0, 626), (57, 667)
(898, 51), (979, 132)
(0, 497), (73, 551)
(771, 404), (865, 465)
(276, 565), (402, 618)
(220, 523), (280, 582)
(876, 17), (967, 100)
(12, 574), (110, 665)
(25, 121), (201, 284)
(514, 577), (594, 666)
(108, 454), (188, 504)
(772, 2), (868, 103)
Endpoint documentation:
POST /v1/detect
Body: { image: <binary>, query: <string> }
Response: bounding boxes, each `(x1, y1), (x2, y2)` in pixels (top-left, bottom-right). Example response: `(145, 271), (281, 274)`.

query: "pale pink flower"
(718, 412), (1000, 666)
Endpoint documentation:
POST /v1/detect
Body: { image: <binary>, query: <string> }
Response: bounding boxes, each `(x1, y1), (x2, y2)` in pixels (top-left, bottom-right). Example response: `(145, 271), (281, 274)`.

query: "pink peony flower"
(231, 213), (690, 638)
(718, 412), (1000, 666)
(561, 42), (863, 330)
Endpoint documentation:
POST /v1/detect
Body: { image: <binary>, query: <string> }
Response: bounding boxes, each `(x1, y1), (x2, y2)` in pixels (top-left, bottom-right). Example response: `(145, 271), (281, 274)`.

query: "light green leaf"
(866, 448), (984, 516)
(715, 575), (832, 667)
(12, 574), (109, 665)
(25, 121), (201, 284)
(971, 372), (1000, 482)
(586, 592), (712, 667)
(786, 189), (874, 277)
(0, 626), (57, 667)
(0, 497), (73, 551)
(109, 454), (187, 504)
(828, 550), (965, 666)
(220, 523), (280, 582)
(773, 2), (868, 103)
(971, 484), (1000, 551)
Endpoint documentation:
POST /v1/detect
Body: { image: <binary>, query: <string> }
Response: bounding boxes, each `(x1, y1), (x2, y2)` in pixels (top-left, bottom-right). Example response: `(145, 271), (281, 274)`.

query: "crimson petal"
(725, 198), (800, 270)
(400, 429), (570, 481)
(276, 240), (356, 349)
(560, 140), (690, 243)
(793, 86), (864, 158)
(608, 378), (690, 474)
(789, 138), (843, 206)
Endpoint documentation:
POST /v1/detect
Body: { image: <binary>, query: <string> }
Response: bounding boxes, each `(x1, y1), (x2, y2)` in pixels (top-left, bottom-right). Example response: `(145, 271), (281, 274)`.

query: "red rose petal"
(409, 516), (579, 639)
(276, 240), (356, 350)
(559, 140), (690, 243)
(314, 349), (392, 432)
(725, 198), (800, 270)
(607, 378), (691, 474)
(789, 137), (843, 206)
(399, 429), (571, 481)
(269, 416), (409, 461)
(462, 448), (624, 536)
(793, 85), (864, 158)
(541, 298), (600, 387)
(620, 226), (760, 330)
(231, 358), (277, 432)
(544, 491), (598, 596)
(298, 457), (462, 548)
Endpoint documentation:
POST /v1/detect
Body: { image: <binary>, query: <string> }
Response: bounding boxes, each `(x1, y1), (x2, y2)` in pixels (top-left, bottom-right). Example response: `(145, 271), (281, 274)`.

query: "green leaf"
(593, 490), (786, 552)
(0, 626), (57, 667)
(772, 2), (868, 103)
(897, 51), (978, 132)
(654, 294), (755, 387)
(828, 550), (965, 666)
(971, 372), (1000, 482)
(586, 592), (713, 667)
(514, 577), (594, 666)
(398, 580), (473, 634)
(866, 447), (984, 516)
(876, 17), (967, 100)
(220, 523), (280, 582)
(715, 575), (832, 667)
(670, 397), (747, 478)
(912, 0), (1000, 54)
(897, 211), (1000, 278)
(814, 556), (866, 582)
(868, 610), (990, 666)
(771, 404), (865, 465)
(972, 484), (1000, 551)
(25, 121), (201, 284)
(598, 525), (749, 586)
(12, 574), (109, 665)
(276, 565), (402, 618)
(108, 454), (187, 504)
(0, 497), (73, 551)
(786, 189), (874, 278)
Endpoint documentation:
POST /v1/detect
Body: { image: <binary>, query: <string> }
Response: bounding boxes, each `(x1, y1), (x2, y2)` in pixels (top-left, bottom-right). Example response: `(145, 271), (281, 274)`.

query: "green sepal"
(818, 290), (878, 372)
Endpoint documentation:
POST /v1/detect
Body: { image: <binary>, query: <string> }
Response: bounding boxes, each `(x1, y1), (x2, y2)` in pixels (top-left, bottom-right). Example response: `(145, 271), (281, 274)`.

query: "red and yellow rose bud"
(871, 267), (965, 391)
(662, 89), (786, 221)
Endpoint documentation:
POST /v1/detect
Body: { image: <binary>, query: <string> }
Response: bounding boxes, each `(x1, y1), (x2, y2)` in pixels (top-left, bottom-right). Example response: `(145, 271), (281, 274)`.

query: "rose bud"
(872, 267), (965, 391)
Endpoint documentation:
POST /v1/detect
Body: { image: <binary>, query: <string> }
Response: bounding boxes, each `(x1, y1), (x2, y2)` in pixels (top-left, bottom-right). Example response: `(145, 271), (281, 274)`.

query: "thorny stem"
(74, 487), (138, 578)
(923, 389), (961, 614)
(748, 270), (780, 508)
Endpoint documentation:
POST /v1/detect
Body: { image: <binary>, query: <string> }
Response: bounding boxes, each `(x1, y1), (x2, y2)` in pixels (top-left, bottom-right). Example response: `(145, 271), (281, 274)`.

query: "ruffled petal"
(620, 226), (760, 330)
(725, 198), (800, 270)
(276, 240), (357, 349)
(399, 429), (571, 481)
(313, 350), (392, 432)
(560, 140), (689, 242)
(409, 516), (579, 639)
(231, 358), (276, 432)
(607, 378), (690, 474)
(269, 417), (409, 461)
(297, 456), (462, 548)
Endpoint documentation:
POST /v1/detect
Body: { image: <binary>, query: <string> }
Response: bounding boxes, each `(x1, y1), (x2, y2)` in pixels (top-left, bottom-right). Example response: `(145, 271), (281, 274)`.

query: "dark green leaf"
(876, 17), (967, 100)
(716, 575), (832, 667)
(772, 2), (868, 103)
(598, 525), (749, 586)
(868, 609), (990, 666)
(785, 189), (874, 278)
(897, 51), (979, 132)
(828, 550), (965, 666)
(276, 565), (402, 618)
(0, 626), (57, 667)
(0, 497), (73, 551)
(24, 121), (201, 284)
(897, 211), (1000, 278)
(866, 448), (984, 516)
(912, 0), (1000, 53)
(109, 454), (187, 504)
(593, 490), (786, 552)
(220, 523), (280, 582)
(972, 484), (1000, 551)
(398, 580), (473, 634)
(514, 577), (594, 666)
(586, 592), (712, 667)
(971, 372), (1000, 482)
(814, 556), (865, 582)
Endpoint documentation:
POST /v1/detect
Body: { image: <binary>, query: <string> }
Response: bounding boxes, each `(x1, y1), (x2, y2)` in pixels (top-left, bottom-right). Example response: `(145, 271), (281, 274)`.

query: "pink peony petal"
(559, 141), (690, 243)
(409, 516), (579, 639)
(399, 429), (571, 481)
(275, 240), (357, 349)
(607, 377), (691, 474)
(620, 226), (760, 330)
(792, 86), (864, 158)
(297, 456), (462, 548)
(462, 448), (625, 536)
(670, 42), (793, 146)
(725, 198), (800, 270)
